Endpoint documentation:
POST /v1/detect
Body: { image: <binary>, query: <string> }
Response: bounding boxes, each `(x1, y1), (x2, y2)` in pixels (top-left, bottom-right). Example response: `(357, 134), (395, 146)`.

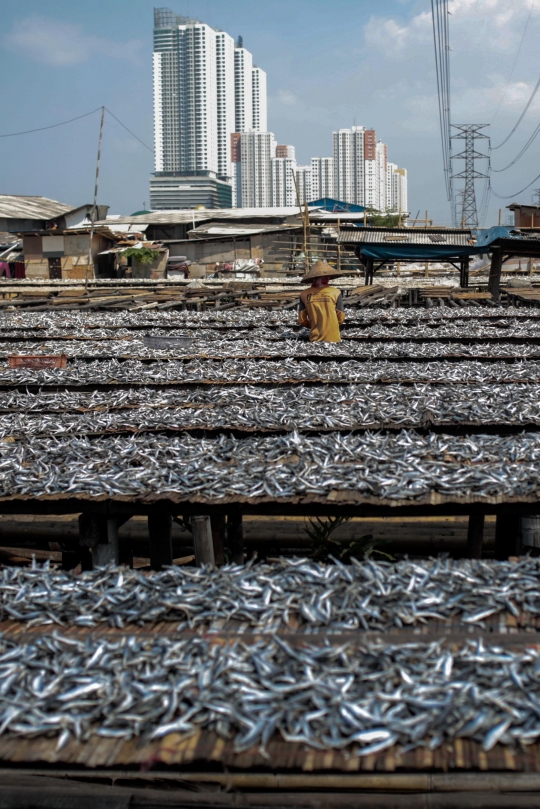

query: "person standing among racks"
(298, 260), (345, 342)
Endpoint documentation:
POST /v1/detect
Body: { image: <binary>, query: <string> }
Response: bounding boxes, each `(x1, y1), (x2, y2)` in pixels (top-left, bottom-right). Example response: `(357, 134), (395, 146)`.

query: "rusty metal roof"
(338, 228), (474, 246)
(0, 196), (73, 220)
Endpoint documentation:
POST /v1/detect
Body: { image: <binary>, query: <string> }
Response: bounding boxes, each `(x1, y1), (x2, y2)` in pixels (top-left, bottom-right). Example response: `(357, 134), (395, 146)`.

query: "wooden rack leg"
(148, 513), (173, 571)
(495, 513), (521, 560)
(191, 516), (215, 567)
(211, 513), (226, 566)
(466, 514), (484, 559)
(227, 509), (244, 565)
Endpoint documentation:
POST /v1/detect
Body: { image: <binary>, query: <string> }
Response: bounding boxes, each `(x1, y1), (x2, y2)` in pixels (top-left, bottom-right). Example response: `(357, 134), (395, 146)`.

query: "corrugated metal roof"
(190, 223), (301, 237)
(0, 195), (73, 220)
(338, 228), (473, 246)
(94, 207), (304, 227)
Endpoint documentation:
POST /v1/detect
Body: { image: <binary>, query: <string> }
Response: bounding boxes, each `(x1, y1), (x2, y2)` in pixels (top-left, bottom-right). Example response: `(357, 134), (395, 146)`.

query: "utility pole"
(450, 124), (489, 228)
(86, 106), (105, 289)
(532, 189), (540, 206)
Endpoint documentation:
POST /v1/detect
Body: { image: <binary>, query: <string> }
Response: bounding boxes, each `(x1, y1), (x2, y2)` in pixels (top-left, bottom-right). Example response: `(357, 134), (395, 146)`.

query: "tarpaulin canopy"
(356, 244), (486, 260)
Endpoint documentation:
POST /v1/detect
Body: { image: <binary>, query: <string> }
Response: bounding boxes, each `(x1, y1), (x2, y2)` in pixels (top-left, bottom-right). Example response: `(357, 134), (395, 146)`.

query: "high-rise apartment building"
(252, 67), (267, 131)
(234, 45), (253, 134)
(365, 140), (387, 211)
(271, 156), (297, 207)
(276, 145), (296, 160)
(295, 166), (312, 205)
(386, 163), (408, 214)
(332, 126), (367, 205)
(241, 131), (276, 208)
(152, 10), (268, 209)
(215, 30), (236, 180)
(311, 157), (333, 199)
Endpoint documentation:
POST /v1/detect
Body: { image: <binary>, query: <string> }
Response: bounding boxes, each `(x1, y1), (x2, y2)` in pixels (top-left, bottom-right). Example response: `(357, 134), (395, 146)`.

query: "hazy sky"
(1, 0), (539, 224)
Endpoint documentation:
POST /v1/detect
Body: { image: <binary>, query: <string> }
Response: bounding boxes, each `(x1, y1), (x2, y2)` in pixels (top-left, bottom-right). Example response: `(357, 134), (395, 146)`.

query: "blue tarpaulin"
(358, 244), (486, 261)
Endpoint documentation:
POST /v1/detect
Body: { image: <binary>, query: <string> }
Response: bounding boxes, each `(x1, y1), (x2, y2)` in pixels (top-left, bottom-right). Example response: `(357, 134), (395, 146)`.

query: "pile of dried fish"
(2, 556), (539, 631)
(1, 631), (540, 752)
(2, 383), (540, 436)
(4, 322), (540, 342)
(1, 358), (540, 386)
(1, 338), (538, 360)
(0, 305), (524, 333)
(1, 429), (540, 500)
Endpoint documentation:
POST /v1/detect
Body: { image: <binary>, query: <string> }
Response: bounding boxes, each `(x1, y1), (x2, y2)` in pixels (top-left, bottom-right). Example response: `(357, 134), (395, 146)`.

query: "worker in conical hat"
(298, 260), (345, 342)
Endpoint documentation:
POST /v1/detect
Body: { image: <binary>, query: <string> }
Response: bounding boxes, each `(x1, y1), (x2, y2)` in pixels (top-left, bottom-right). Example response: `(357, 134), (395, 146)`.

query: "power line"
(431, 0), (452, 202)
(490, 171), (540, 199)
(491, 117), (540, 170)
(491, 74), (540, 151)
(104, 107), (153, 152)
(491, 0), (536, 130)
(0, 108), (102, 138)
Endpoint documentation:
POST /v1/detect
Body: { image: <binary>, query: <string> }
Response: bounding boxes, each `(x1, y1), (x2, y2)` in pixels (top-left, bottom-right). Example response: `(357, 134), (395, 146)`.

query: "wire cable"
(104, 107), (153, 152)
(490, 171), (540, 199)
(0, 107), (102, 138)
(491, 117), (540, 170)
(491, 0), (536, 132)
(491, 75), (540, 151)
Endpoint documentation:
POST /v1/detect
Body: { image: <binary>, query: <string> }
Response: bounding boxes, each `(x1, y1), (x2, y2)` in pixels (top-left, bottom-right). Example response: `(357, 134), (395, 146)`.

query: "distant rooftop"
(0, 195), (73, 220)
(154, 7), (201, 28)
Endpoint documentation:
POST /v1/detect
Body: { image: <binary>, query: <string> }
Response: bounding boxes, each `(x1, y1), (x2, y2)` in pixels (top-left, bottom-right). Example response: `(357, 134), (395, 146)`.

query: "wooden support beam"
(495, 513), (522, 560)
(227, 508), (244, 565)
(466, 514), (484, 558)
(488, 249), (503, 302)
(211, 513), (226, 566)
(148, 513), (173, 570)
(191, 516), (215, 567)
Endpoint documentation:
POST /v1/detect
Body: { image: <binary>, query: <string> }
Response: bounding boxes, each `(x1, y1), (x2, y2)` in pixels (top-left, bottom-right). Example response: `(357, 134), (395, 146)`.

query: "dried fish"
(0, 429), (539, 501)
(2, 556), (540, 632)
(0, 628), (539, 752)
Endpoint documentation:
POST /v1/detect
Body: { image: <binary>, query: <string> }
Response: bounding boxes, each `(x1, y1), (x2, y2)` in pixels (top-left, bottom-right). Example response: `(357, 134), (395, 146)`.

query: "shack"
(338, 227), (481, 286)
(21, 228), (118, 280)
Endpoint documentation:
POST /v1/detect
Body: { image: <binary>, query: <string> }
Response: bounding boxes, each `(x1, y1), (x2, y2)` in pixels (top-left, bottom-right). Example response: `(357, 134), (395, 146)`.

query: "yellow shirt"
(298, 285), (345, 342)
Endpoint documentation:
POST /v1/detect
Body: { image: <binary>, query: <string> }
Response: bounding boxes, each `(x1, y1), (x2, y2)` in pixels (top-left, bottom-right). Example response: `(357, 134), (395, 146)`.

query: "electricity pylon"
(450, 125), (489, 228)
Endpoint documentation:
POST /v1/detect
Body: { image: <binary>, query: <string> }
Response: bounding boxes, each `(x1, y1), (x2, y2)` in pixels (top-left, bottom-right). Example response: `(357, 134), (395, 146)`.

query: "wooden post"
(211, 513), (226, 566)
(494, 513), (521, 560)
(467, 514), (484, 559)
(227, 508), (244, 565)
(488, 249), (503, 302)
(93, 518), (119, 567)
(148, 513), (173, 570)
(79, 513), (119, 569)
(498, 208), (502, 226)
(192, 516), (215, 567)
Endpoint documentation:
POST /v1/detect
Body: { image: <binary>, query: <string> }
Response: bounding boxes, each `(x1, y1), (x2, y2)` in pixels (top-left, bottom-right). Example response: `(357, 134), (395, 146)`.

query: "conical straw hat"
(301, 260), (344, 283)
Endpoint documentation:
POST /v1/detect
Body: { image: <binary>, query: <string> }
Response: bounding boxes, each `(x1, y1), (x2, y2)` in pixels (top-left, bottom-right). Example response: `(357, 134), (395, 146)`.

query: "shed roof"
(94, 207), (303, 227)
(338, 228), (473, 246)
(0, 195), (72, 220)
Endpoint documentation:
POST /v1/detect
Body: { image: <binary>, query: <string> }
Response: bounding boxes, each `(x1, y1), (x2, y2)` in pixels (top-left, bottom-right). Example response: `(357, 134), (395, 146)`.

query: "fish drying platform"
(3, 279), (540, 806)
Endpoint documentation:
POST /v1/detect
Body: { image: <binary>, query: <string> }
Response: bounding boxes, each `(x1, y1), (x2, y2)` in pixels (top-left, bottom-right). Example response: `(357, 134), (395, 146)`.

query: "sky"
(1, 0), (540, 225)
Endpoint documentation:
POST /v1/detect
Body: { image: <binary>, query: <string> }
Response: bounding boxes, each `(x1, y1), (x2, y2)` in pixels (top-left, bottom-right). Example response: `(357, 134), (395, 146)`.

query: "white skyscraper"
(153, 12), (217, 174)
(387, 163), (408, 214)
(252, 66), (267, 131)
(311, 157), (334, 199)
(365, 140), (387, 211)
(215, 30), (236, 180)
(332, 126), (367, 205)
(152, 11), (268, 209)
(271, 156), (297, 207)
(234, 45), (253, 133)
(295, 166), (312, 205)
(241, 131), (276, 208)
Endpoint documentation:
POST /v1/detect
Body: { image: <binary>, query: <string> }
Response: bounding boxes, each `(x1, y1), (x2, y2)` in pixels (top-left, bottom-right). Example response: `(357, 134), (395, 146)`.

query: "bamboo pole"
(85, 106), (105, 290)
(13, 769), (540, 793)
(291, 168), (310, 272)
